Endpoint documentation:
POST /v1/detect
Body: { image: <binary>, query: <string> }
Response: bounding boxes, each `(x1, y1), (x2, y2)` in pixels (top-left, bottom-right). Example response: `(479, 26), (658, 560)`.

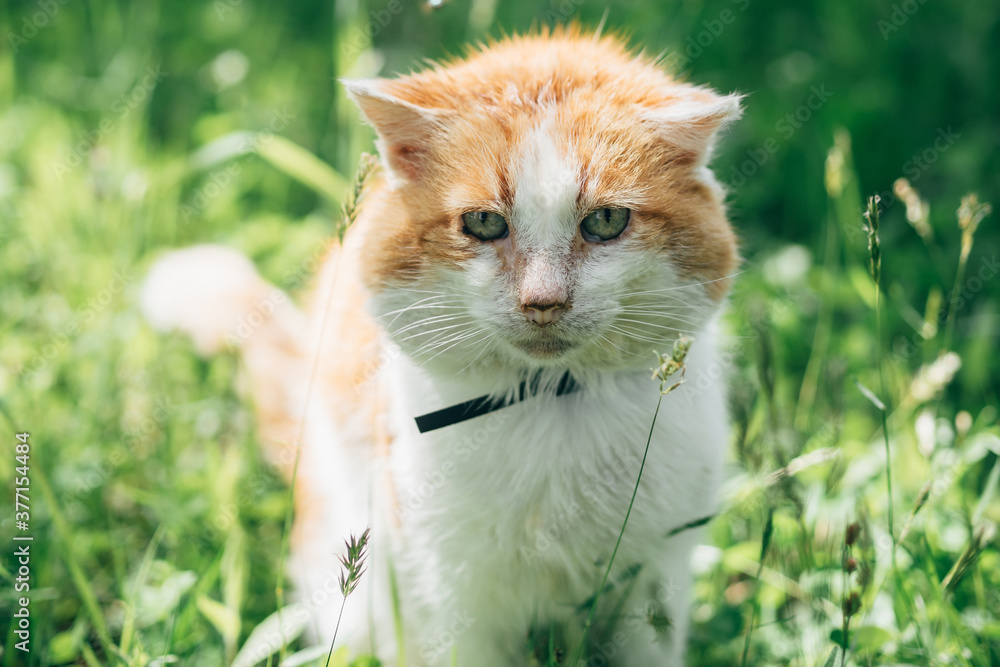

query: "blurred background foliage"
(1, 0), (999, 665)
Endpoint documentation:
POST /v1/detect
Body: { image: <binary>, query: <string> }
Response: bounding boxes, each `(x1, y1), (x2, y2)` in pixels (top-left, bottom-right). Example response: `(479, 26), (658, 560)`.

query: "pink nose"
(522, 302), (565, 326)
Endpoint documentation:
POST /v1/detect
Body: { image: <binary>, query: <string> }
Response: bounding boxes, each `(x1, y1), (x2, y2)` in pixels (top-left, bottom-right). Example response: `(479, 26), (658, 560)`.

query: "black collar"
(414, 371), (579, 433)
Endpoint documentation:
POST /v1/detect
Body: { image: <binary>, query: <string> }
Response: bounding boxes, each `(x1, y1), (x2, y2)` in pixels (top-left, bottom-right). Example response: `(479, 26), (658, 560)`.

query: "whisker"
(614, 295), (710, 314)
(409, 322), (483, 351)
(389, 284), (483, 299)
(595, 332), (631, 355)
(411, 330), (476, 357)
(614, 317), (698, 335)
(382, 295), (466, 327)
(617, 310), (707, 327)
(619, 303), (706, 315)
(606, 324), (665, 345)
(605, 270), (746, 298)
(381, 295), (464, 317)
(619, 295), (707, 307)
(391, 313), (471, 337)
(385, 305), (466, 329)
(457, 331), (500, 374)
(616, 294), (709, 311)
(418, 327), (489, 363)
(396, 320), (475, 345)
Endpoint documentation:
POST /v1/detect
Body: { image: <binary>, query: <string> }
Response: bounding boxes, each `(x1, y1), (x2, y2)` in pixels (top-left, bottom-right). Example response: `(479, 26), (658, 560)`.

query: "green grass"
(2, 0), (999, 665)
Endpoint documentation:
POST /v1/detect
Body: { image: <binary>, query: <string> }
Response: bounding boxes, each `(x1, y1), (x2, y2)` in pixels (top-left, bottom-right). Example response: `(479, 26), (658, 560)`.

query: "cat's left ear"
(342, 79), (452, 182)
(641, 90), (743, 167)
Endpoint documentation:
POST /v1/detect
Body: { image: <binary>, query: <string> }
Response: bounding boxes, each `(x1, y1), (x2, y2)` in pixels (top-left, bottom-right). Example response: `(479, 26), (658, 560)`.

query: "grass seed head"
(845, 522), (860, 547)
(651, 336), (694, 395)
(943, 524), (992, 596)
(956, 193), (991, 263)
(863, 195), (882, 285)
(335, 152), (379, 242)
(337, 527), (371, 598)
(843, 591), (861, 618)
(893, 178), (933, 241)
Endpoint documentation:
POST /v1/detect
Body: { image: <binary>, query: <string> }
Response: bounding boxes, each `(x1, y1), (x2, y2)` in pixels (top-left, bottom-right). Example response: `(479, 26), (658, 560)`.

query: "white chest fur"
(365, 327), (729, 664)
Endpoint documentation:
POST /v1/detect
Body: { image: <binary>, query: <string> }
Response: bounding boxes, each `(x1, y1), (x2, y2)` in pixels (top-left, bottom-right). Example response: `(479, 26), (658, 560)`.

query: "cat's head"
(344, 28), (740, 378)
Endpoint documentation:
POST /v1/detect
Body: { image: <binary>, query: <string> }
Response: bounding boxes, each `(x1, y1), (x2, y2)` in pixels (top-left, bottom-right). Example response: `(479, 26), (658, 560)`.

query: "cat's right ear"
(341, 79), (451, 183)
(641, 91), (743, 168)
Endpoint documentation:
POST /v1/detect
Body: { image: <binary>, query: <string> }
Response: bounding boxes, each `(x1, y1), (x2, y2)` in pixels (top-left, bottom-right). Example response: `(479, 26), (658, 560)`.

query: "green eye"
(580, 208), (630, 242)
(462, 211), (508, 241)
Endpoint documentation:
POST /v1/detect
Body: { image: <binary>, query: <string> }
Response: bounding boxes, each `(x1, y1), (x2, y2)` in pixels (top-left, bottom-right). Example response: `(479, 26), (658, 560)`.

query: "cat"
(142, 26), (741, 667)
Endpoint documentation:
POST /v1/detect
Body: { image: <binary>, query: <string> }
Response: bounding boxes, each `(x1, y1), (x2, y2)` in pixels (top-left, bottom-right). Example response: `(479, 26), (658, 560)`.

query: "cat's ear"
(641, 91), (743, 167)
(342, 78), (451, 182)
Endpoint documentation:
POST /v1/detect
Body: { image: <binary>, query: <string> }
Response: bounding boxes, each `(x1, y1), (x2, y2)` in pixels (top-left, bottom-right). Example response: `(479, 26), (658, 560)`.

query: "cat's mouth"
(514, 337), (578, 359)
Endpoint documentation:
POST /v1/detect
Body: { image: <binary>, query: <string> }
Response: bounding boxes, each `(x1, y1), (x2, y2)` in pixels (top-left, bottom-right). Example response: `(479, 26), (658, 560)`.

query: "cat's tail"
(141, 244), (307, 470)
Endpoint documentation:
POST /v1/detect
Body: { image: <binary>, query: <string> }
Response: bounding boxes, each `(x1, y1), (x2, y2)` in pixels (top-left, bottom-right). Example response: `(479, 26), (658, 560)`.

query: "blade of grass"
(34, 459), (118, 662)
(233, 604), (310, 667)
(120, 524), (167, 656)
(388, 553), (407, 667)
(796, 131), (852, 430)
(187, 131), (350, 206)
(81, 642), (103, 667)
(740, 509), (773, 667)
(256, 136), (350, 205)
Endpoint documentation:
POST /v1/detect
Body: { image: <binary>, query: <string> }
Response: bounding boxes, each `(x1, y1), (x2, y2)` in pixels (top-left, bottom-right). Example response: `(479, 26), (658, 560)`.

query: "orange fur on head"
(344, 26), (740, 302)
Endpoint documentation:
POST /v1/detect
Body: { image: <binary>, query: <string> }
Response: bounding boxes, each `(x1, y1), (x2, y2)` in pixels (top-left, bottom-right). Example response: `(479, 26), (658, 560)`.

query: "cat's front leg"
(407, 607), (524, 667)
(608, 580), (690, 666)
(399, 563), (533, 667)
(604, 541), (697, 667)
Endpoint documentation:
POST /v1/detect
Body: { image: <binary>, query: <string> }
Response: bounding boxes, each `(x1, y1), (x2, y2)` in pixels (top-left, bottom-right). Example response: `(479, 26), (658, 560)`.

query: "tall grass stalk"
(273, 233), (340, 666)
(740, 510), (773, 667)
(863, 197), (895, 558)
(274, 154), (375, 662)
(567, 337), (692, 666)
(326, 529), (372, 667)
(941, 194), (991, 355)
(388, 554), (407, 667)
(839, 523), (861, 667)
(796, 131), (853, 430)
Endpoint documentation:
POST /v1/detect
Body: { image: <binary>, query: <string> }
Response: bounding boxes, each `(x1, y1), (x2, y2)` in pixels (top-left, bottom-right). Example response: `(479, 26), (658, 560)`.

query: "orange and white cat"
(143, 27), (741, 666)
